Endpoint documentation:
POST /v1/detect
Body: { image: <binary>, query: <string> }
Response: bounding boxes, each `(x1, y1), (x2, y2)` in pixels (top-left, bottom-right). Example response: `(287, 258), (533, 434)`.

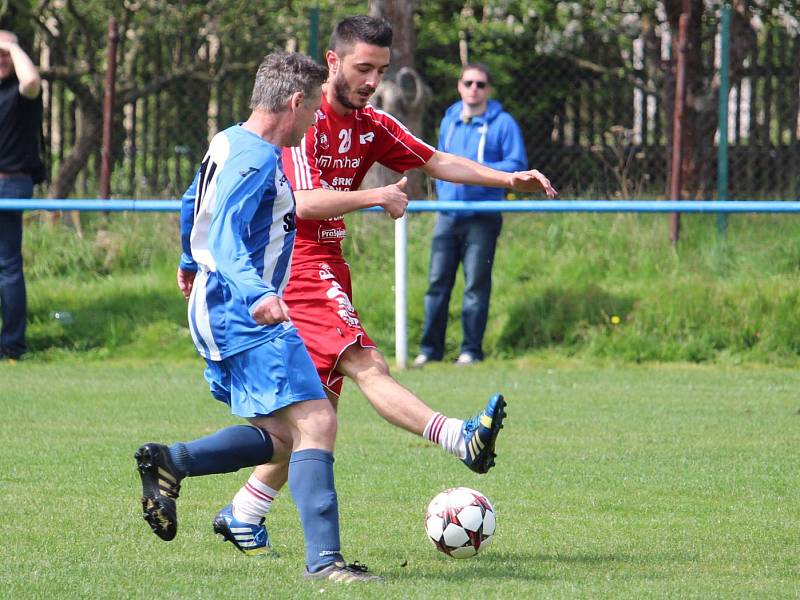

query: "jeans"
(419, 213), (502, 361)
(0, 176), (32, 358)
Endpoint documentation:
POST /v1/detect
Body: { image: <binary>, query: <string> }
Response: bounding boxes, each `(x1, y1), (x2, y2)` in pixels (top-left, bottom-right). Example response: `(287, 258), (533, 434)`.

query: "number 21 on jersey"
(338, 128), (352, 153)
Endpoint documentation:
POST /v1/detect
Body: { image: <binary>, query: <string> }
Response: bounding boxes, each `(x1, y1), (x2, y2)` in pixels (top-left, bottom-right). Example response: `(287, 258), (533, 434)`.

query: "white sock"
(423, 412), (466, 459)
(231, 474), (279, 525)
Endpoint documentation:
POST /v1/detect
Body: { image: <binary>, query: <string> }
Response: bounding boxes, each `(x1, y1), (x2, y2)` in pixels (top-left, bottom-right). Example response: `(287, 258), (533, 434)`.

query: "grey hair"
(249, 52), (328, 112)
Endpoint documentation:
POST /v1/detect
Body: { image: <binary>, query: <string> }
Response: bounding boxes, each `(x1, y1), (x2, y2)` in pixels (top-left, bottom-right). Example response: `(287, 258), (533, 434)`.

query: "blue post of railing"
(717, 5), (732, 236)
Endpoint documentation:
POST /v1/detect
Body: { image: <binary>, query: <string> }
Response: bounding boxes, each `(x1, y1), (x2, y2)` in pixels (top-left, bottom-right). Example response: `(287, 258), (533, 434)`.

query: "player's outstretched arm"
(294, 176), (409, 220)
(422, 151), (557, 198)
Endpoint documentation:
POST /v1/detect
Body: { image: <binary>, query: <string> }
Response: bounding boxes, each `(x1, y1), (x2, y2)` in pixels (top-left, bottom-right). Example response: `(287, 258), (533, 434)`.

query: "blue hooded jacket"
(435, 99), (527, 218)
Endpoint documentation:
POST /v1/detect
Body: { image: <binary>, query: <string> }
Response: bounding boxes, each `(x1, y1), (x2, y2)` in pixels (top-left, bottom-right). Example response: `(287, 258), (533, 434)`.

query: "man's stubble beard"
(333, 71), (373, 111)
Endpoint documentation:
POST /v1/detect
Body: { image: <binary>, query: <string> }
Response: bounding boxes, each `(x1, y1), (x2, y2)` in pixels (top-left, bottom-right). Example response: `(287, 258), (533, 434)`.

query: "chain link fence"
(416, 4), (800, 201)
(15, 2), (799, 201)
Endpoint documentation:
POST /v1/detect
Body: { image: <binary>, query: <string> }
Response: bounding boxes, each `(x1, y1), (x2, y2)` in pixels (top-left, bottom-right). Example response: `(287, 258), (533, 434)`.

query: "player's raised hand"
(252, 295), (291, 325)
(177, 267), (196, 300)
(509, 170), (558, 198)
(378, 176), (409, 219)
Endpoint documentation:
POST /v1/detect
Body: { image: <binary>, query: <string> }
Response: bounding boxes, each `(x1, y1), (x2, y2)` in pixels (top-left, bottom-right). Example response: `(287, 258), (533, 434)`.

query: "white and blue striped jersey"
(179, 124), (297, 360)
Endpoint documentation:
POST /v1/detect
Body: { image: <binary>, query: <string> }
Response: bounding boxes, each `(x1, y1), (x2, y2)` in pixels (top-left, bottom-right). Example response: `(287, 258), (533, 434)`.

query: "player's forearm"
(178, 172), (202, 266)
(294, 188), (384, 219)
(423, 151), (512, 189)
(484, 157), (527, 175)
(179, 209), (194, 262)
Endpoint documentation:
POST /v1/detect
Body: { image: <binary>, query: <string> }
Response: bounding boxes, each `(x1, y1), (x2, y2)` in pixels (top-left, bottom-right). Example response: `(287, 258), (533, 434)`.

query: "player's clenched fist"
(509, 169), (558, 199)
(378, 176), (409, 219)
(177, 268), (196, 300)
(252, 295), (291, 325)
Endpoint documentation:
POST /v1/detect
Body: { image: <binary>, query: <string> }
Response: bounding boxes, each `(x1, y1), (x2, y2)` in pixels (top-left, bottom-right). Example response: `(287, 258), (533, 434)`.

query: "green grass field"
(2, 359), (798, 598)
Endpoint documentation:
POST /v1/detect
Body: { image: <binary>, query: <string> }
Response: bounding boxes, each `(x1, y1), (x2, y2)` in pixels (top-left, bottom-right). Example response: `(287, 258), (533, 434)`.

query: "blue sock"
(289, 449), (343, 572)
(168, 425), (273, 477)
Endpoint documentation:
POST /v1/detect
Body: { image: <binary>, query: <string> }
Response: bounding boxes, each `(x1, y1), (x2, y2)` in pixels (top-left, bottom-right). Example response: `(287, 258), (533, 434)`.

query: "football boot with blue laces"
(462, 393), (506, 474)
(212, 504), (271, 556)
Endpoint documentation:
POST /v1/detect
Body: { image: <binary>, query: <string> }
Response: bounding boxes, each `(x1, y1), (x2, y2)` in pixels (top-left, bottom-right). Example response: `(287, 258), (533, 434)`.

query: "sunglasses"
(461, 80), (487, 89)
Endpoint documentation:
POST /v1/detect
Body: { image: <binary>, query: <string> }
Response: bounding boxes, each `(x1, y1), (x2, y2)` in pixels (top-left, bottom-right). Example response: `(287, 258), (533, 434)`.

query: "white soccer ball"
(425, 487), (496, 558)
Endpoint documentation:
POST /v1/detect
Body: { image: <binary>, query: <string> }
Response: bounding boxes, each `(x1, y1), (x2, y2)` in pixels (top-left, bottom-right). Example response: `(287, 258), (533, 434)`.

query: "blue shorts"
(203, 327), (326, 418)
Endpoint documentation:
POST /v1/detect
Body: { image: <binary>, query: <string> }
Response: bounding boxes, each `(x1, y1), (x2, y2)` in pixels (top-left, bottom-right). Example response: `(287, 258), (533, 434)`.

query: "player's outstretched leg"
(135, 442), (183, 541)
(461, 393), (506, 474)
(212, 504), (271, 556)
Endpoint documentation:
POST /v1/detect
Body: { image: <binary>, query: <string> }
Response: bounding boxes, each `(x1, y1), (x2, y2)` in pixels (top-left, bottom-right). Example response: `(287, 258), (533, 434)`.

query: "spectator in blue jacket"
(415, 63), (527, 366)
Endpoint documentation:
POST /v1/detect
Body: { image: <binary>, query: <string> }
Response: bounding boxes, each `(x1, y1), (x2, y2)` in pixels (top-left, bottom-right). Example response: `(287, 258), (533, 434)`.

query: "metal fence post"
(717, 5), (732, 236)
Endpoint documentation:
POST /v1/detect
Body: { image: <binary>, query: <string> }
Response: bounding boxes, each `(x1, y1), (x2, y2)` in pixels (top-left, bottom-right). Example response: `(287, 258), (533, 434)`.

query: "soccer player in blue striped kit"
(135, 52), (378, 582)
(136, 16), (553, 564)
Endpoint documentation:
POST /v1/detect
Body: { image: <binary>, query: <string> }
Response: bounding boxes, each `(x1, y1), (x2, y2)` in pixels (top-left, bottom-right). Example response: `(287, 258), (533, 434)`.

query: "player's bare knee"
(247, 417), (292, 448)
(296, 401), (337, 442)
(340, 346), (391, 382)
(312, 406), (338, 440)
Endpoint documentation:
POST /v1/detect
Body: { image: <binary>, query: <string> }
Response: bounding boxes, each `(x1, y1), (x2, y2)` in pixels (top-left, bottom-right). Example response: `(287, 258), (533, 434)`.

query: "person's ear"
(326, 50), (339, 75)
(288, 91), (304, 112)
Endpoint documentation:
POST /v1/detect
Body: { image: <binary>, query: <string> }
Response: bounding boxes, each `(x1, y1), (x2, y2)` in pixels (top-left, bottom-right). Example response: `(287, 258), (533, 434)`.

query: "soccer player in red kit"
(141, 16), (556, 555)
(279, 15), (554, 446)
(217, 16), (555, 542)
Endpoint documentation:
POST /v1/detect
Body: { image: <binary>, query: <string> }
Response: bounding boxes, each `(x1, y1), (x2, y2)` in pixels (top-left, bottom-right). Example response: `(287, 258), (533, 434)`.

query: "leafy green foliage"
(21, 209), (800, 366)
(498, 285), (635, 352)
(23, 212), (193, 359)
(347, 210), (800, 366)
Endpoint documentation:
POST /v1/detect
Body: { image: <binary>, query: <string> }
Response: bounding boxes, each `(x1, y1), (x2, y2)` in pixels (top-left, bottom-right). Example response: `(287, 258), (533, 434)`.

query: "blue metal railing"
(2, 199), (800, 213)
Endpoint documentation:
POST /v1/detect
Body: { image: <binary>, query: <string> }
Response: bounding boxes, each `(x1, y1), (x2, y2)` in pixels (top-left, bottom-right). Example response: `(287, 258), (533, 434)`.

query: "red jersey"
(282, 95), (435, 265)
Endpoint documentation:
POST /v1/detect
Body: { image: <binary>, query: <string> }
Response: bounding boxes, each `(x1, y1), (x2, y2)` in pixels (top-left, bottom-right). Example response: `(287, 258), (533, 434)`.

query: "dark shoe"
(213, 503), (271, 556)
(461, 393), (506, 474)
(303, 561), (382, 582)
(135, 443), (182, 541)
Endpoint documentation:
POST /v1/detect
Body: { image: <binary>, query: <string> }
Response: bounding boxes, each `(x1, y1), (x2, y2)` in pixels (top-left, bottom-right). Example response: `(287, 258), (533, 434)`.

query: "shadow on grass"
(397, 549), (682, 582)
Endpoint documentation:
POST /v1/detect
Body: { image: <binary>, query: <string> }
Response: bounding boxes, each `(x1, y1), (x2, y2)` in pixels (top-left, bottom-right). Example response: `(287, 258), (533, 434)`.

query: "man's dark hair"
(460, 62), (492, 85)
(329, 15), (393, 54)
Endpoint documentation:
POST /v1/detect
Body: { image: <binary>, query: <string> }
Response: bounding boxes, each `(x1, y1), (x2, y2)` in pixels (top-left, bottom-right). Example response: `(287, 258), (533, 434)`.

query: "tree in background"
(2, 1), (797, 200)
(415, 0), (796, 199)
(3, 0), (366, 199)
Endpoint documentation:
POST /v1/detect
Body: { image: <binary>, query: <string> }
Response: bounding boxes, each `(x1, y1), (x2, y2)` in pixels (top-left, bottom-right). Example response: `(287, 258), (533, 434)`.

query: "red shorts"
(284, 261), (376, 397)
